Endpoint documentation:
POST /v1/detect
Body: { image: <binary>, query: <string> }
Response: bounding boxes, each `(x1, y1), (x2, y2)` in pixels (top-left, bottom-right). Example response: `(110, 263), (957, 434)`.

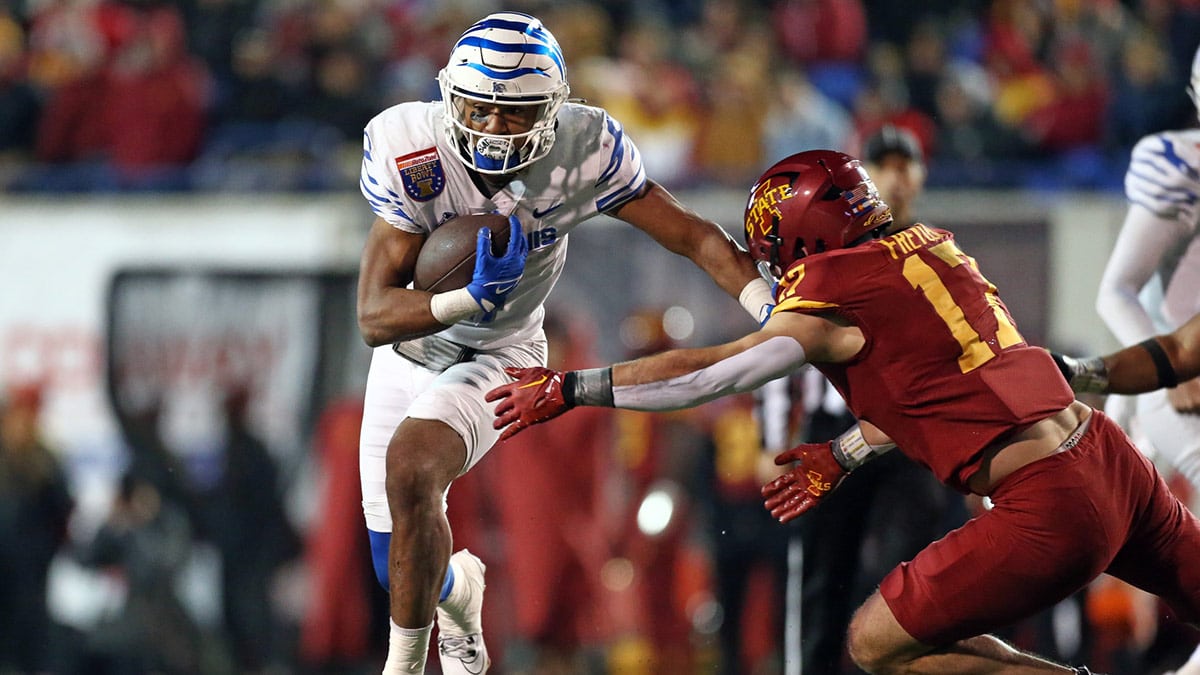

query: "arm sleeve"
(1096, 203), (1189, 345)
(1098, 133), (1199, 345)
(612, 336), (808, 411)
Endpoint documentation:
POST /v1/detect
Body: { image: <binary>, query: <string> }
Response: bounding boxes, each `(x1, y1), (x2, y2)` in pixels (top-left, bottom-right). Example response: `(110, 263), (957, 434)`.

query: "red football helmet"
(743, 150), (893, 277)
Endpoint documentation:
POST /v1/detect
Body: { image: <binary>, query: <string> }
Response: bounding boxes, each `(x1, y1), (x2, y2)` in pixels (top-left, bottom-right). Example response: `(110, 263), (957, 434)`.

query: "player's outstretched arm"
(487, 311), (862, 440)
(614, 181), (775, 325)
(1053, 313), (1200, 397)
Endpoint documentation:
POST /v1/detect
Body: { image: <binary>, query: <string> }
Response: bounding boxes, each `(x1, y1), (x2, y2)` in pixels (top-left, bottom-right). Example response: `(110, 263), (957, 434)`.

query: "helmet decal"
(743, 150), (894, 277)
(745, 177), (797, 241)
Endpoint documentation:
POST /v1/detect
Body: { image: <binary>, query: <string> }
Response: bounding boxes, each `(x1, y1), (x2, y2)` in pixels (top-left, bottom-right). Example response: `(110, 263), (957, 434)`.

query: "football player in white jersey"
(1094, 44), (1200, 675)
(355, 12), (772, 674)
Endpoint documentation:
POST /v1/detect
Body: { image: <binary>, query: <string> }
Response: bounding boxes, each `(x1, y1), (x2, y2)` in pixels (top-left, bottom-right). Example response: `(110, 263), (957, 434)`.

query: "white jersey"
(360, 101), (646, 350)
(1098, 129), (1200, 344)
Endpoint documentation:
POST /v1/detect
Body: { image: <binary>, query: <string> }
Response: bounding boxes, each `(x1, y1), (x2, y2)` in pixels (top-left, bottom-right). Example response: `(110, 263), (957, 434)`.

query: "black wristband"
(1137, 337), (1179, 389)
(562, 371), (578, 407)
(563, 368), (614, 407)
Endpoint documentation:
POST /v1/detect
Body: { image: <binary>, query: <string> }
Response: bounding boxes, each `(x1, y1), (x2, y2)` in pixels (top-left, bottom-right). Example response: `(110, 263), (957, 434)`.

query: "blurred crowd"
(0, 0), (1197, 192)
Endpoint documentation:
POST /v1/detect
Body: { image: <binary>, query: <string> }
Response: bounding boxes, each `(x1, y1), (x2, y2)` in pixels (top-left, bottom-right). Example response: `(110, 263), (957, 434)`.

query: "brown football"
(412, 214), (513, 292)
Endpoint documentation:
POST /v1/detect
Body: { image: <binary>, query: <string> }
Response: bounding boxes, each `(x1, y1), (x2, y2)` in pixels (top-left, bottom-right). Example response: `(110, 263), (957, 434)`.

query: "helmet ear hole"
(820, 185), (842, 201)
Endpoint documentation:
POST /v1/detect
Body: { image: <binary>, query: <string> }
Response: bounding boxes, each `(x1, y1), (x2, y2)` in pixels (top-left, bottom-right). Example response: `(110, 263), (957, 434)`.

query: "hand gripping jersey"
(360, 101), (647, 350)
(774, 224), (1074, 492)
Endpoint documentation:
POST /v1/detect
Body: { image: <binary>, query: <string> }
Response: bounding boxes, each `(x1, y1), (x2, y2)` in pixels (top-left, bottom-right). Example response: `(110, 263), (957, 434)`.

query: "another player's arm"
(357, 217), (445, 346)
(614, 181), (774, 323)
(488, 311), (860, 430)
(1054, 313), (1200, 395)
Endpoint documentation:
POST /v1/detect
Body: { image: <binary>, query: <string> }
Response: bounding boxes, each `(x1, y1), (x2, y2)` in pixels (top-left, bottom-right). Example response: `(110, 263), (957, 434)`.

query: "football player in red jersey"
(488, 150), (1200, 674)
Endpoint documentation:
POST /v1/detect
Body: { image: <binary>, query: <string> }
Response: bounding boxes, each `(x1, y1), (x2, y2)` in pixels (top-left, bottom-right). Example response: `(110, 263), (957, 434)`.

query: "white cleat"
(436, 549), (490, 674)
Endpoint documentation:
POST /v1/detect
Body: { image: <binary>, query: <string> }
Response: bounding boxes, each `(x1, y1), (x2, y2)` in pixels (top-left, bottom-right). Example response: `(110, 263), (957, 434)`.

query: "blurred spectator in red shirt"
(0, 10), (40, 158)
(35, 0), (210, 174)
(1023, 38), (1108, 153)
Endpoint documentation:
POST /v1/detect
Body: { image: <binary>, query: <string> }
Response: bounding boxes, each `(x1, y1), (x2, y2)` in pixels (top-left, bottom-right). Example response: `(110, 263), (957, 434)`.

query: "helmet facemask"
(437, 12), (570, 175)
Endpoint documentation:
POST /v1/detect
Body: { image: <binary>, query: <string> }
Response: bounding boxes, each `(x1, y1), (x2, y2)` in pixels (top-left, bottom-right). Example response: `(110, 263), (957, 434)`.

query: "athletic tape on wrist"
(1065, 355), (1109, 394)
(738, 278), (775, 324)
(429, 288), (479, 325)
(830, 425), (895, 471)
(1137, 337), (1179, 389)
(564, 367), (614, 407)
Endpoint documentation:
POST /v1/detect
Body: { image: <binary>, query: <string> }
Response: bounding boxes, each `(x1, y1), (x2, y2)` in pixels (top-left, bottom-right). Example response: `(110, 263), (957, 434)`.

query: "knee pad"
(368, 529), (390, 590)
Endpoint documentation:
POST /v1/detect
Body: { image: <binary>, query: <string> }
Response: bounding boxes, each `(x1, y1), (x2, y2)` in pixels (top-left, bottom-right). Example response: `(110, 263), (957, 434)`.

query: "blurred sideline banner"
(105, 269), (363, 497)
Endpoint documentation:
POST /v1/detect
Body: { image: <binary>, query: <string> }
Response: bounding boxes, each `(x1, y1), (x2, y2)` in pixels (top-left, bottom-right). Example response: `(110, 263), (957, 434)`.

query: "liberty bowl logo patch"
(395, 148), (445, 201)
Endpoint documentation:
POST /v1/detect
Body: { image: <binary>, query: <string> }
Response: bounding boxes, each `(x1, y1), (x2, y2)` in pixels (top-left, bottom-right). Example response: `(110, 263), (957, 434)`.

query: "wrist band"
(1062, 355), (1109, 394)
(1137, 337), (1179, 389)
(429, 288), (479, 325)
(563, 367), (614, 407)
(830, 424), (896, 472)
(738, 278), (775, 325)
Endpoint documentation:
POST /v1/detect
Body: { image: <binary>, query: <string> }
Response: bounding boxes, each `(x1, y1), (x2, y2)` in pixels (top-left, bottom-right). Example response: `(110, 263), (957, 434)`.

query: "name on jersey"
(875, 223), (945, 259)
(394, 148), (446, 201)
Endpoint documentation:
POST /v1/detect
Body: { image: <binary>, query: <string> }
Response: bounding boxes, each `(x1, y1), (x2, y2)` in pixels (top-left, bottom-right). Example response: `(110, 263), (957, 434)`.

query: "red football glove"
(485, 366), (573, 441)
(761, 441), (849, 523)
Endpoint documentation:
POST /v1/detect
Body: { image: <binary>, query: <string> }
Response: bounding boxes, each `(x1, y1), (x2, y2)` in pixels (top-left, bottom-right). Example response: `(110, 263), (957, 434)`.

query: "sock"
(439, 560), (455, 603)
(383, 620), (432, 674)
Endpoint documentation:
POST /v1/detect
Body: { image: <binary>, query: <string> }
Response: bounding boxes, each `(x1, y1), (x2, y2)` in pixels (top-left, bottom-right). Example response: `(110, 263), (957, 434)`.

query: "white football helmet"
(437, 12), (570, 174)
(1191, 45), (1200, 117)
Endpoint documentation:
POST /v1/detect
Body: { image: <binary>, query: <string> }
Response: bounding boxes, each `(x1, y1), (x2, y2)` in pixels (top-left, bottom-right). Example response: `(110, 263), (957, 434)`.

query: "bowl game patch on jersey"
(395, 148), (446, 201)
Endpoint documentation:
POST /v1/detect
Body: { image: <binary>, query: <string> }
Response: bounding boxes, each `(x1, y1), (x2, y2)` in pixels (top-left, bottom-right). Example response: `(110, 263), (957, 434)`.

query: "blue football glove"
(467, 215), (527, 320)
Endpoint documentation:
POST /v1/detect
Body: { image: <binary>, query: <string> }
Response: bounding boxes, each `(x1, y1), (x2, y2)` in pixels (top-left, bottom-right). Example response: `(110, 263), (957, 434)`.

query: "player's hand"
(467, 215), (528, 319)
(761, 441), (848, 523)
(1167, 378), (1200, 415)
(486, 366), (573, 441)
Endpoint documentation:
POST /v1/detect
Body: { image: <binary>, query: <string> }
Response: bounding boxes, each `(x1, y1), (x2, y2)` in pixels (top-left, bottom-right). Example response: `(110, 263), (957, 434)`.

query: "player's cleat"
(437, 549), (490, 674)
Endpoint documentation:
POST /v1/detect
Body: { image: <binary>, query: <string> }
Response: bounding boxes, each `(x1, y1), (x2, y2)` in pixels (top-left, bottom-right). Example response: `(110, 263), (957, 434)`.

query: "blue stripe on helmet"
(456, 35), (565, 78)
(463, 62), (556, 81)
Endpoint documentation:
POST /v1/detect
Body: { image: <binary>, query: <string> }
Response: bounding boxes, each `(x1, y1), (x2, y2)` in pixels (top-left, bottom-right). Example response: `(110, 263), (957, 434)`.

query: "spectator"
(1023, 39), (1109, 154)
(35, 0), (210, 177)
(297, 46), (378, 142)
(933, 70), (1030, 164)
(762, 66), (853, 163)
(693, 45), (772, 186)
(592, 20), (702, 186)
(0, 382), (74, 674)
(199, 382), (301, 674)
(1107, 29), (1185, 150)
(0, 10), (40, 157)
(214, 28), (293, 126)
(75, 471), (202, 674)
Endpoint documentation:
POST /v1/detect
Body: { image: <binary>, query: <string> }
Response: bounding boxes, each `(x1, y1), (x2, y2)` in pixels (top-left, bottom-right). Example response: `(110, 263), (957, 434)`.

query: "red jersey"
(773, 224), (1074, 492)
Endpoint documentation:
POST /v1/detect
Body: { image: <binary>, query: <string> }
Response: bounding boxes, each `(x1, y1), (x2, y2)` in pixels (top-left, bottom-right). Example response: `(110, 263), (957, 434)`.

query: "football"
(413, 214), (513, 293)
